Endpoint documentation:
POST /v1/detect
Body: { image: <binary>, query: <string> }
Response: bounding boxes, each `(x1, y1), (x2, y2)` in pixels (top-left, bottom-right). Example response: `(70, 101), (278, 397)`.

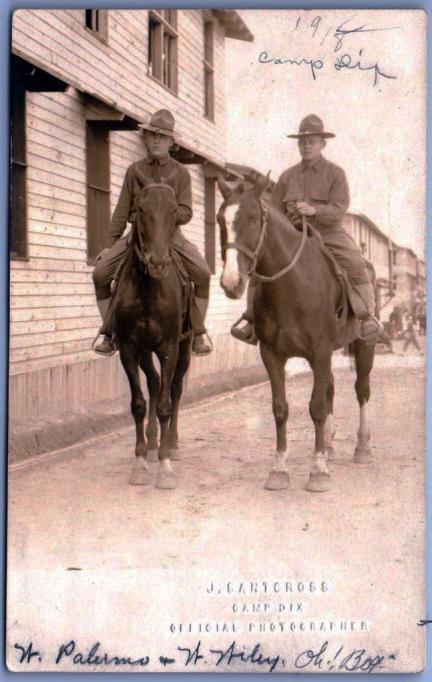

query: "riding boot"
(354, 282), (383, 345)
(231, 283), (258, 345)
(191, 296), (212, 356)
(94, 298), (117, 355)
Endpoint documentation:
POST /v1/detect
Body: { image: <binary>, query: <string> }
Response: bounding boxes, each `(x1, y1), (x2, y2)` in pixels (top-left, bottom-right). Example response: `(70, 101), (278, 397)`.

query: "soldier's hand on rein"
(296, 201), (316, 217)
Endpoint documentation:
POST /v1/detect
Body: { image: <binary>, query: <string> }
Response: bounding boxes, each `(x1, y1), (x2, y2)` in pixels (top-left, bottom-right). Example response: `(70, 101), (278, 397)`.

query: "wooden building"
(10, 9), (258, 421)
(342, 212), (393, 312)
(391, 246), (426, 311)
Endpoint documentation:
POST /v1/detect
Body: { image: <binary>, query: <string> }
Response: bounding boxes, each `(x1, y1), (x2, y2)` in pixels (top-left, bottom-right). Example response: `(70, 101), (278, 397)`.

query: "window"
(204, 177), (216, 273)
(86, 123), (110, 263)
(85, 9), (108, 42)
(10, 82), (27, 260)
(203, 21), (214, 120)
(148, 10), (178, 93)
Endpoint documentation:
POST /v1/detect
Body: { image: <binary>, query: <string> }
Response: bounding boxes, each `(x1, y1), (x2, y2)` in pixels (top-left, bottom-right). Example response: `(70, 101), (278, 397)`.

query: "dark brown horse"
(113, 176), (192, 490)
(217, 175), (375, 492)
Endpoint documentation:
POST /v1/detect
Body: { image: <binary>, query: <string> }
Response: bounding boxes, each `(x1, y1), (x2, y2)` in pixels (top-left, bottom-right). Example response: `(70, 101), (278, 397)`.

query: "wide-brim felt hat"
(288, 114), (335, 139)
(139, 109), (177, 139)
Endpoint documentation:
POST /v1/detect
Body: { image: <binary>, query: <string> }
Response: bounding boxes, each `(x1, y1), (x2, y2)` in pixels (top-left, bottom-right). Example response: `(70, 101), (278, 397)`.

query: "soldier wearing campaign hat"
(92, 109), (212, 356)
(232, 114), (382, 345)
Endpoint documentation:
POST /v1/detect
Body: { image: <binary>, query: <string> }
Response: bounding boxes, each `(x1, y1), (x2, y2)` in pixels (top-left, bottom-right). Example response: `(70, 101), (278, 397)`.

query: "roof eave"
(213, 10), (254, 42)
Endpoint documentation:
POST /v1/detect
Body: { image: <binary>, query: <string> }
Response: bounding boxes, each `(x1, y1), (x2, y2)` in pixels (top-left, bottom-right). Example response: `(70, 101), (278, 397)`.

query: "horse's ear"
(253, 171), (271, 199)
(217, 174), (232, 200)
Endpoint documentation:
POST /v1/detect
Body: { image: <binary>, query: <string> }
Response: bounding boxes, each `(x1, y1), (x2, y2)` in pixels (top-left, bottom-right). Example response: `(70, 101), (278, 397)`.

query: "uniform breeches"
(93, 230), (211, 300)
(320, 228), (370, 285)
(93, 237), (128, 300)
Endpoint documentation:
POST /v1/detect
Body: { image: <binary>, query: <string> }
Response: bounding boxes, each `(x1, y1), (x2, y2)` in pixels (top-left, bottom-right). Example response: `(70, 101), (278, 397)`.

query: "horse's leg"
(168, 338), (192, 461)
(119, 344), (152, 486)
(353, 340), (375, 464)
(139, 351), (160, 463)
(260, 344), (290, 491)
(155, 342), (179, 489)
(324, 370), (336, 461)
(306, 352), (332, 492)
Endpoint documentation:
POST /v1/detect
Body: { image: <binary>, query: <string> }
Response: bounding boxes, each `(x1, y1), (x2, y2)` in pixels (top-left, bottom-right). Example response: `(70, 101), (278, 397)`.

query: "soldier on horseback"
(92, 109), (212, 356)
(231, 114), (383, 345)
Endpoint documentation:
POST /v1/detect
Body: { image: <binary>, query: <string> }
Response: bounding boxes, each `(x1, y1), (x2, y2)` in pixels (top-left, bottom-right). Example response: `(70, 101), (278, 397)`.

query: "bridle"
(133, 183), (177, 267)
(222, 201), (308, 282)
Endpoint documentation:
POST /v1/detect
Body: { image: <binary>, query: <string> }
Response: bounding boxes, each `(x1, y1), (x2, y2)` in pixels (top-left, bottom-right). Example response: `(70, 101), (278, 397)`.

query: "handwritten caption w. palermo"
(13, 638), (396, 673)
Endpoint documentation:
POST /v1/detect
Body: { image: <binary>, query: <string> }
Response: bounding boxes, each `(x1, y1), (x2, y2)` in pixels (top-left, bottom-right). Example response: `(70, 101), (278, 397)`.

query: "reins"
(223, 202), (308, 282)
(133, 183), (177, 267)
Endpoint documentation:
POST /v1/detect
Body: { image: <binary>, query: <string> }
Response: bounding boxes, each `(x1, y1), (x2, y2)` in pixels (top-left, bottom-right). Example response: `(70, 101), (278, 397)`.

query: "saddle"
(296, 221), (373, 348)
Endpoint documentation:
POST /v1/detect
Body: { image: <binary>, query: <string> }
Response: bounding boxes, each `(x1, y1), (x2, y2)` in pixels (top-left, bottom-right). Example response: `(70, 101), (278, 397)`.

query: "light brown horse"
(217, 175), (375, 493)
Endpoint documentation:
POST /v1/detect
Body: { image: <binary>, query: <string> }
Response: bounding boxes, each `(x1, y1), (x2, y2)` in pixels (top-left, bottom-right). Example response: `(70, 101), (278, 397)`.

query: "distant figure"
(389, 306), (402, 339)
(402, 315), (421, 354)
(419, 309), (427, 336)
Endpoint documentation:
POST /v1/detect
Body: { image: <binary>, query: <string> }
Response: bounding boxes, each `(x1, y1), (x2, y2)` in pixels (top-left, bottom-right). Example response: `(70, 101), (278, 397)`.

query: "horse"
(216, 174), (375, 493)
(112, 172), (192, 490)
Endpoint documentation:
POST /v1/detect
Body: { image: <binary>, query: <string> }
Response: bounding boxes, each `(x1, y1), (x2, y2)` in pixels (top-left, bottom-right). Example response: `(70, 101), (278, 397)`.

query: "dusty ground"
(7, 350), (426, 673)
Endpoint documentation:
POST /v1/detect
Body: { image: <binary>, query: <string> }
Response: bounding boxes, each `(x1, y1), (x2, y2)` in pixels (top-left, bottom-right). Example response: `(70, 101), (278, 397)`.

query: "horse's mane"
(260, 200), (303, 259)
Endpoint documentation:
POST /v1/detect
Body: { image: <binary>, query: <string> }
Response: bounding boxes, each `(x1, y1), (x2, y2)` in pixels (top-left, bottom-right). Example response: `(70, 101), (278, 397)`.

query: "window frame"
(86, 122), (111, 265)
(148, 9), (178, 95)
(10, 82), (28, 261)
(85, 9), (109, 44)
(204, 176), (216, 274)
(203, 20), (215, 121)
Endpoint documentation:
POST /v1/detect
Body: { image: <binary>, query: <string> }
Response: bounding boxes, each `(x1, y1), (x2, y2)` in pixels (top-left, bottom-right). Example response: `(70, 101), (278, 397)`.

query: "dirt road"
(7, 353), (425, 673)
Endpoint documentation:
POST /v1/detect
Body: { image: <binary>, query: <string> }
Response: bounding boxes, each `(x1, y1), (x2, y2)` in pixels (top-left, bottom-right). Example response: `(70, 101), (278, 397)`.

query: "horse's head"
(134, 170), (178, 279)
(217, 173), (271, 299)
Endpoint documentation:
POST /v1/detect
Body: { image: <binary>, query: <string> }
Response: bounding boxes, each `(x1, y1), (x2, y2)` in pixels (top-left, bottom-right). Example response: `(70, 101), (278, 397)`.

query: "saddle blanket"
(300, 222), (375, 348)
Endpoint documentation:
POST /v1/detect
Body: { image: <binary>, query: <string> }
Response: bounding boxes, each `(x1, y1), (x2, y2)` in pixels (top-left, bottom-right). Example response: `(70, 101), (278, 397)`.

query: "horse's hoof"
(129, 467), (152, 486)
(156, 470), (177, 490)
(306, 472), (331, 493)
(170, 448), (182, 461)
(327, 447), (335, 462)
(353, 448), (373, 464)
(147, 449), (158, 463)
(264, 471), (290, 490)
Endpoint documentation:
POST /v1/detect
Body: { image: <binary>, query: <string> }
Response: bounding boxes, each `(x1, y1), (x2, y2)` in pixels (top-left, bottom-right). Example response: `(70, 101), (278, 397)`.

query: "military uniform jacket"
(106, 155), (193, 247)
(271, 155), (350, 232)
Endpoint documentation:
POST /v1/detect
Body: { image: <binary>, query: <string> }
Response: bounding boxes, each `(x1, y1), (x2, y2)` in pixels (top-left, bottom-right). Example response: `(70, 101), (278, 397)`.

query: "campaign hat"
(140, 109), (176, 139)
(287, 114), (335, 139)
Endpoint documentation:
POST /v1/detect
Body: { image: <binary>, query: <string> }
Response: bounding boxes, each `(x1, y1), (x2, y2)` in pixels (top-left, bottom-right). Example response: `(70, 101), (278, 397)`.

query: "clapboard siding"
(13, 9), (227, 161)
(11, 339), (95, 363)
(11, 306), (97, 322)
(28, 194), (86, 217)
(29, 207), (85, 229)
(11, 295), (96, 309)
(11, 316), (100, 337)
(10, 9), (258, 418)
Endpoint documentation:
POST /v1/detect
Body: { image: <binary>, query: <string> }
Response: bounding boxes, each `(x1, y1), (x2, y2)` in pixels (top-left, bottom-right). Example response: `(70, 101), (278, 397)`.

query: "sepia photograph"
(6, 7), (427, 673)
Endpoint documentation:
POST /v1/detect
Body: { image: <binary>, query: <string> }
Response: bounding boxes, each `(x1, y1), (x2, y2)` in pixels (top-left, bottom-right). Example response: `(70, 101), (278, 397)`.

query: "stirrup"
(358, 316), (383, 346)
(192, 332), (213, 357)
(92, 332), (117, 356)
(230, 316), (258, 345)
